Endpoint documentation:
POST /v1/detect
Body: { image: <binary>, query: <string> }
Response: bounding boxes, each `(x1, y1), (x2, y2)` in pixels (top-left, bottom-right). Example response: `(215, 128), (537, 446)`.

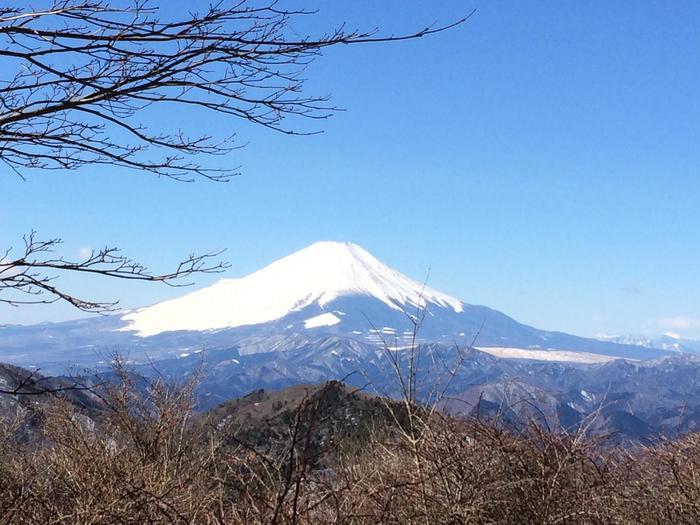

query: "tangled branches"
(0, 0), (470, 181)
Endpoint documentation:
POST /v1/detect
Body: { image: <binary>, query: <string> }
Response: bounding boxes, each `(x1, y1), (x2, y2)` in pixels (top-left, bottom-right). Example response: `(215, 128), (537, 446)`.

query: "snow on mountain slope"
(304, 312), (342, 329)
(476, 347), (619, 364)
(121, 241), (463, 337)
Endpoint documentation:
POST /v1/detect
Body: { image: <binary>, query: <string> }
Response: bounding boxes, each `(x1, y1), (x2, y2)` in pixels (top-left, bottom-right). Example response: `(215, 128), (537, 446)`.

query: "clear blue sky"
(2, 0), (700, 338)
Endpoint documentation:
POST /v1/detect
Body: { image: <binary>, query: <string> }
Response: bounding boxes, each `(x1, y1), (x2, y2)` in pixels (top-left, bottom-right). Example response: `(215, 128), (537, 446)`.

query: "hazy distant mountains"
(597, 333), (700, 354)
(2, 241), (699, 439)
(131, 336), (700, 440)
(0, 241), (670, 372)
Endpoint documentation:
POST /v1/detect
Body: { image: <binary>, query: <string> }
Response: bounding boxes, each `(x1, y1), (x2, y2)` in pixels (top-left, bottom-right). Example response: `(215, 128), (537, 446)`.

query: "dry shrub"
(308, 414), (614, 524)
(0, 366), (229, 524)
(611, 433), (700, 524)
(0, 367), (699, 524)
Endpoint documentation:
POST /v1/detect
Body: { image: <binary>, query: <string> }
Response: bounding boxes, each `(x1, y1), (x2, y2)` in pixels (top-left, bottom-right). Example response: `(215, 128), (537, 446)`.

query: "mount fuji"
(0, 241), (668, 371)
(2, 241), (695, 437)
(121, 241), (463, 337)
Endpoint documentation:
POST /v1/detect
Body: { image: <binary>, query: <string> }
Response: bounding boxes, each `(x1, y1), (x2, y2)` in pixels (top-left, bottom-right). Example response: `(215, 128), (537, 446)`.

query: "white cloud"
(78, 246), (93, 259)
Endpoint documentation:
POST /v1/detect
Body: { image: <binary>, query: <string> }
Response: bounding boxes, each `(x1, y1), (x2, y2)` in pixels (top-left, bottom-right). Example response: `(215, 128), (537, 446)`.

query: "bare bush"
(0, 363), (698, 524)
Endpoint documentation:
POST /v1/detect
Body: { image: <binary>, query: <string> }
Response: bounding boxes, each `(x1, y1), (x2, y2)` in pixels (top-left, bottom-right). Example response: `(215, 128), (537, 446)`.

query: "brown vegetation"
(0, 366), (698, 524)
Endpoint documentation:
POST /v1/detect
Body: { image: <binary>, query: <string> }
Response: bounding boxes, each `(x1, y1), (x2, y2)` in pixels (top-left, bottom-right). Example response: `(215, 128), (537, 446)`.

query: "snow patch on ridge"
(476, 347), (621, 364)
(304, 312), (341, 329)
(121, 241), (464, 337)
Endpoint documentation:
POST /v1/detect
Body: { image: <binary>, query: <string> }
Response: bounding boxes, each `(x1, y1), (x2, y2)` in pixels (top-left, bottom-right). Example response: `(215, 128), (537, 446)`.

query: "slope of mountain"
(0, 364), (101, 442)
(0, 241), (668, 372)
(208, 380), (407, 464)
(441, 352), (700, 439)
(165, 348), (700, 439)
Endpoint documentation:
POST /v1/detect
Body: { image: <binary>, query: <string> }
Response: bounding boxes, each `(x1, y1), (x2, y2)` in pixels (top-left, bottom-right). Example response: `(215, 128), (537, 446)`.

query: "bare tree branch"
(0, 365), (94, 395)
(0, 0), (472, 181)
(0, 231), (229, 312)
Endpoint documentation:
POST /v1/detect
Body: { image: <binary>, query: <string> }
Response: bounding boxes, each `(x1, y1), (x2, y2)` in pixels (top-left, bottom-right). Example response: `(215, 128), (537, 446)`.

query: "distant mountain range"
(0, 241), (671, 372)
(1, 241), (700, 439)
(3, 348), (699, 442)
(597, 333), (700, 354)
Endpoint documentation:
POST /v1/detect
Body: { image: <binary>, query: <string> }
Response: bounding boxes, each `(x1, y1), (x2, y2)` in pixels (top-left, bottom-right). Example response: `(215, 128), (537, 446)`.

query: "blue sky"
(2, 1), (700, 338)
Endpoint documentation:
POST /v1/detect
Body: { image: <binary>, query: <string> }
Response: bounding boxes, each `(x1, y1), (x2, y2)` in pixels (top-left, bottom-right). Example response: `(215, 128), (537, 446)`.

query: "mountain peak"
(283, 240), (380, 268)
(121, 241), (463, 336)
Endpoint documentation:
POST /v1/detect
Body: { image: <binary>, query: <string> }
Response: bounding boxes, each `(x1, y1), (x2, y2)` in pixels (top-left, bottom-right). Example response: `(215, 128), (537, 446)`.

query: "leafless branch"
(0, 230), (229, 312)
(0, 0), (472, 181)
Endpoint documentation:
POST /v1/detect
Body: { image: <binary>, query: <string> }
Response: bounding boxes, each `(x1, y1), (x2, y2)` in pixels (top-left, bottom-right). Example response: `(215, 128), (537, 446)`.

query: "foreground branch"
(0, 0), (471, 181)
(0, 231), (229, 312)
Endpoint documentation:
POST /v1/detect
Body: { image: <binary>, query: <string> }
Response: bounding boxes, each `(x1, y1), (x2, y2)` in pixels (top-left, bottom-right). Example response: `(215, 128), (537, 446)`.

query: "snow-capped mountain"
(597, 333), (700, 354)
(0, 241), (670, 371)
(121, 241), (463, 336)
(1, 241), (693, 439)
